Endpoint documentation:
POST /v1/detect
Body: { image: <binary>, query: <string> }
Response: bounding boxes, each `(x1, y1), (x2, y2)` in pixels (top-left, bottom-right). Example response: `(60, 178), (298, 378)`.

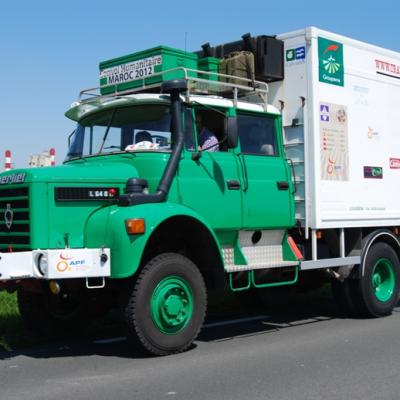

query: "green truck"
(1, 28), (400, 355)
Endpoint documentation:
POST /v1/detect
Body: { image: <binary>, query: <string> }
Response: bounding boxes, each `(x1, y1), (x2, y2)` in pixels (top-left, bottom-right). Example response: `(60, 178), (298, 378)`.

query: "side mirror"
(225, 116), (238, 149)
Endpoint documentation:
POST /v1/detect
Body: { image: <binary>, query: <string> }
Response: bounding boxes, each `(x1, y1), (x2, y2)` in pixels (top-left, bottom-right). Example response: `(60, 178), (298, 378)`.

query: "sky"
(1, 0), (400, 168)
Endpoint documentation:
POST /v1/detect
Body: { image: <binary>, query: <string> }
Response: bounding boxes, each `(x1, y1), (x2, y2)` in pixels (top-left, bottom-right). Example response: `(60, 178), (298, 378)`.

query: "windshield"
(66, 104), (172, 160)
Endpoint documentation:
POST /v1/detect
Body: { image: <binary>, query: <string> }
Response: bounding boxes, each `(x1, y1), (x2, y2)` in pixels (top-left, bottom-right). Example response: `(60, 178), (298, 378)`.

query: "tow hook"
(49, 280), (61, 295)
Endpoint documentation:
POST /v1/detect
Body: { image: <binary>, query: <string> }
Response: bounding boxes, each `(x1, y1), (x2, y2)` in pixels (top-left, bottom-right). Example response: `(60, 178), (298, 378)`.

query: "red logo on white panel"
(389, 158), (400, 169)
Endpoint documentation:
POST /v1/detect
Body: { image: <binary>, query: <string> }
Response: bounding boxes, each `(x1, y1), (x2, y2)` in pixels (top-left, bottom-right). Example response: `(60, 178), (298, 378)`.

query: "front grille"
(0, 186), (30, 251)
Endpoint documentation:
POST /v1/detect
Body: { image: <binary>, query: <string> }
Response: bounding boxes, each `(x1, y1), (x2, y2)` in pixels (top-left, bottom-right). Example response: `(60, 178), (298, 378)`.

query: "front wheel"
(122, 253), (207, 356)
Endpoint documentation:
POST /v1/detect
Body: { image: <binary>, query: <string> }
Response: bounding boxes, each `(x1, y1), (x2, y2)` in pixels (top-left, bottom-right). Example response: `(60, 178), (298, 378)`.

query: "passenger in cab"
(196, 114), (219, 152)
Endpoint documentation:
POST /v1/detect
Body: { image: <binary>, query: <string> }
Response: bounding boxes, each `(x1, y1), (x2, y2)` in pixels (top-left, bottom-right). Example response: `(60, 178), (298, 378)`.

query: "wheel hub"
(163, 292), (185, 316)
(372, 273), (382, 288)
(151, 277), (193, 334)
(372, 258), (395, 302)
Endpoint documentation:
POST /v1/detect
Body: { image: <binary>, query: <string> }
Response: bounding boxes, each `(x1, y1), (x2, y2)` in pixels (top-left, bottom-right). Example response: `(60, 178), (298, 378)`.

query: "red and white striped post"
(50, 147), (55, 166)
(5, 150), (11, 171)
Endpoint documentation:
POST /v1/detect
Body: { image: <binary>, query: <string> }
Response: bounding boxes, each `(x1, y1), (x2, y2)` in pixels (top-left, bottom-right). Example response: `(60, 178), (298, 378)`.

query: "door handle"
(277, 181), (289, 190)
(227, 180), (241, 190)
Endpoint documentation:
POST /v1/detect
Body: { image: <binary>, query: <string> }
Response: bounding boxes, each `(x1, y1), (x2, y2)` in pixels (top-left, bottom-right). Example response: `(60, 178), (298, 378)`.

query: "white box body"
(269, 27), (400, 230)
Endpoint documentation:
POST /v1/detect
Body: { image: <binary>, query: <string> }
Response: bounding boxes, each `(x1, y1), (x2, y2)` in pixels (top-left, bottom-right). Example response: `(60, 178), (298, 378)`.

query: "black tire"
(352, 242), (400, 317)
(123, 253), (207, 356)
(17, 287), (87, 337)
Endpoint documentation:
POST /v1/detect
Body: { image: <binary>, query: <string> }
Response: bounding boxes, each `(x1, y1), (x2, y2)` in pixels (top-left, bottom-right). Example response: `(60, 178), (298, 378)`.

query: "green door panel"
(236, 112), (295, 229)
(177, 151), (243, 229)
(241, 155), (294, 229)
(84, 202), (223, 278)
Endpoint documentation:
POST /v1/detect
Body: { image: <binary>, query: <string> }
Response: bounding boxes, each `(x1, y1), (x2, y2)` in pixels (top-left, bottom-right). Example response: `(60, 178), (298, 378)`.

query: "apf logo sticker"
(327, 156), (335, 175)
(56, 253), (73, 273)
(56, 253), (86, 273)
(318, 37), (344, 87)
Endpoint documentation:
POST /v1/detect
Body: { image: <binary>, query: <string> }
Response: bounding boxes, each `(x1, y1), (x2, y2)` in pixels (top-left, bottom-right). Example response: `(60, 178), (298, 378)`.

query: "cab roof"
(65, 93), (280, 122)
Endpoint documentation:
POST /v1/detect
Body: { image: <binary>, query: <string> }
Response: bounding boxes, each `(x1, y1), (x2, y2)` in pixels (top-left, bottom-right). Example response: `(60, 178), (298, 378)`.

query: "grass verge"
(0, 291), (32, 351)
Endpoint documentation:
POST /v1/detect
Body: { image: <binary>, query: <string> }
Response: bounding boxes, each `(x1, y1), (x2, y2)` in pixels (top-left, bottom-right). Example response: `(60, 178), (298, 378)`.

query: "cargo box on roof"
(99, 46), (198, 95)
(198, 57), (220, 81)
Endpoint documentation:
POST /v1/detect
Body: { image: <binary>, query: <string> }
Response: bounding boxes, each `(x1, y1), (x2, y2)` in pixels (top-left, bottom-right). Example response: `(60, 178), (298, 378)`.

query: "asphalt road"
(1, 300), (400, 400)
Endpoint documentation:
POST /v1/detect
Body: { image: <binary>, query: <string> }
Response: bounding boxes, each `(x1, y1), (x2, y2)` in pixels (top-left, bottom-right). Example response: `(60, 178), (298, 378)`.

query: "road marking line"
(94, 336), (127, 345)
(203, 315), (270, 329)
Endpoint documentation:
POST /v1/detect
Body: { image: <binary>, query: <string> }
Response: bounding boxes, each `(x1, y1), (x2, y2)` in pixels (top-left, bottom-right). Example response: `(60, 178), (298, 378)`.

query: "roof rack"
(78, 67), (269, 110)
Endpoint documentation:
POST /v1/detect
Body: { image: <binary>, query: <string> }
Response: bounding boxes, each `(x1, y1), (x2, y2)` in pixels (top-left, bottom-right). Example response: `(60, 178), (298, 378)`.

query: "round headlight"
(38, 253), (48, 276)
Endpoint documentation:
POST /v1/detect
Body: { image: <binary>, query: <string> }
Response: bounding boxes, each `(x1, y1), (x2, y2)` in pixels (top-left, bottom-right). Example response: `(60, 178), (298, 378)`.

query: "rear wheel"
(123, 253), (207, 356)
(352, 242), (400, 317)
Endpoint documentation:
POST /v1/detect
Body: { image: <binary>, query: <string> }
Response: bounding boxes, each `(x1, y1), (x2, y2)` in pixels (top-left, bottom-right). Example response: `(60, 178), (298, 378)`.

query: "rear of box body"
(269, 27), (400, 230)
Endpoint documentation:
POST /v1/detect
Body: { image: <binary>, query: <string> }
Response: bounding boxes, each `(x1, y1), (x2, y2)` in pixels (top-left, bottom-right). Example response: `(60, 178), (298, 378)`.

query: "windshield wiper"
(98, 109), (117, 153)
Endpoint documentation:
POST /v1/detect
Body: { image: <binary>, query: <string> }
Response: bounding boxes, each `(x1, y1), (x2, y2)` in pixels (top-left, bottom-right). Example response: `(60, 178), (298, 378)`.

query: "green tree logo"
(318, 38), (344, 87)
(322, 44), (341, 73)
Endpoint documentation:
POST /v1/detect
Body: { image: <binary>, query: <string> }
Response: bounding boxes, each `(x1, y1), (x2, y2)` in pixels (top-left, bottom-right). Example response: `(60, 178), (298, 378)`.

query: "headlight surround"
(37, 253), (48, 276)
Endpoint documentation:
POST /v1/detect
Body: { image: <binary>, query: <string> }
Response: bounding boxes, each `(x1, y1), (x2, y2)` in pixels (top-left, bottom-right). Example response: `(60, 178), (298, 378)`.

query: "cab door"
(177, 107), (243, 229)
(237, 112), (294, 230)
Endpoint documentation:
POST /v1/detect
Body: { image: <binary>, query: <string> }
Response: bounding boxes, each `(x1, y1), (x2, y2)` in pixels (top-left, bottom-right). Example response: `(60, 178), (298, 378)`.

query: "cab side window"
(184, 107), (232, 152)
(238, 114), (277, 156)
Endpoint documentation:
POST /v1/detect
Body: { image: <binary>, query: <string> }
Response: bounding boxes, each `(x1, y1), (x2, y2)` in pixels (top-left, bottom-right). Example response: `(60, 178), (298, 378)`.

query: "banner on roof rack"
(100, 55), (162, 87)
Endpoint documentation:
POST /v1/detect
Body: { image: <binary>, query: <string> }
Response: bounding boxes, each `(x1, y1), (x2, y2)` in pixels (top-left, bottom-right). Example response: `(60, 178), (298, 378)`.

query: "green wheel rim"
(150, 276), (194, 334)
(371, 258), (396, 302)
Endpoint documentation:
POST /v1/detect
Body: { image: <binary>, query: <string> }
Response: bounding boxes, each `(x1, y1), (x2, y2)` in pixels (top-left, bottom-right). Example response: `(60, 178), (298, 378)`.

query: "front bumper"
(0, 248), (111, 280)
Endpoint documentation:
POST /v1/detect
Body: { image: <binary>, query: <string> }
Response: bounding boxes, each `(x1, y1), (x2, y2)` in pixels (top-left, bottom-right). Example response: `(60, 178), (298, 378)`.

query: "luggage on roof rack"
(219, 51), (255, 85)
(197, 33), (284, 82)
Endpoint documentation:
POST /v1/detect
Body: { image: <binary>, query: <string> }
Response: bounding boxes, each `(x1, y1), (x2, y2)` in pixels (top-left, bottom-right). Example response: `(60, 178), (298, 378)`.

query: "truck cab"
(0, 70), (300, 355)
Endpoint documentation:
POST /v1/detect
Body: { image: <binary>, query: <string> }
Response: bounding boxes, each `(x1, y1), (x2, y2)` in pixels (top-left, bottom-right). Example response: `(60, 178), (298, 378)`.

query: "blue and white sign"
(320, 104), (330, 122)
(286, 46), (306, 62)
(295, 46), (305, 60)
